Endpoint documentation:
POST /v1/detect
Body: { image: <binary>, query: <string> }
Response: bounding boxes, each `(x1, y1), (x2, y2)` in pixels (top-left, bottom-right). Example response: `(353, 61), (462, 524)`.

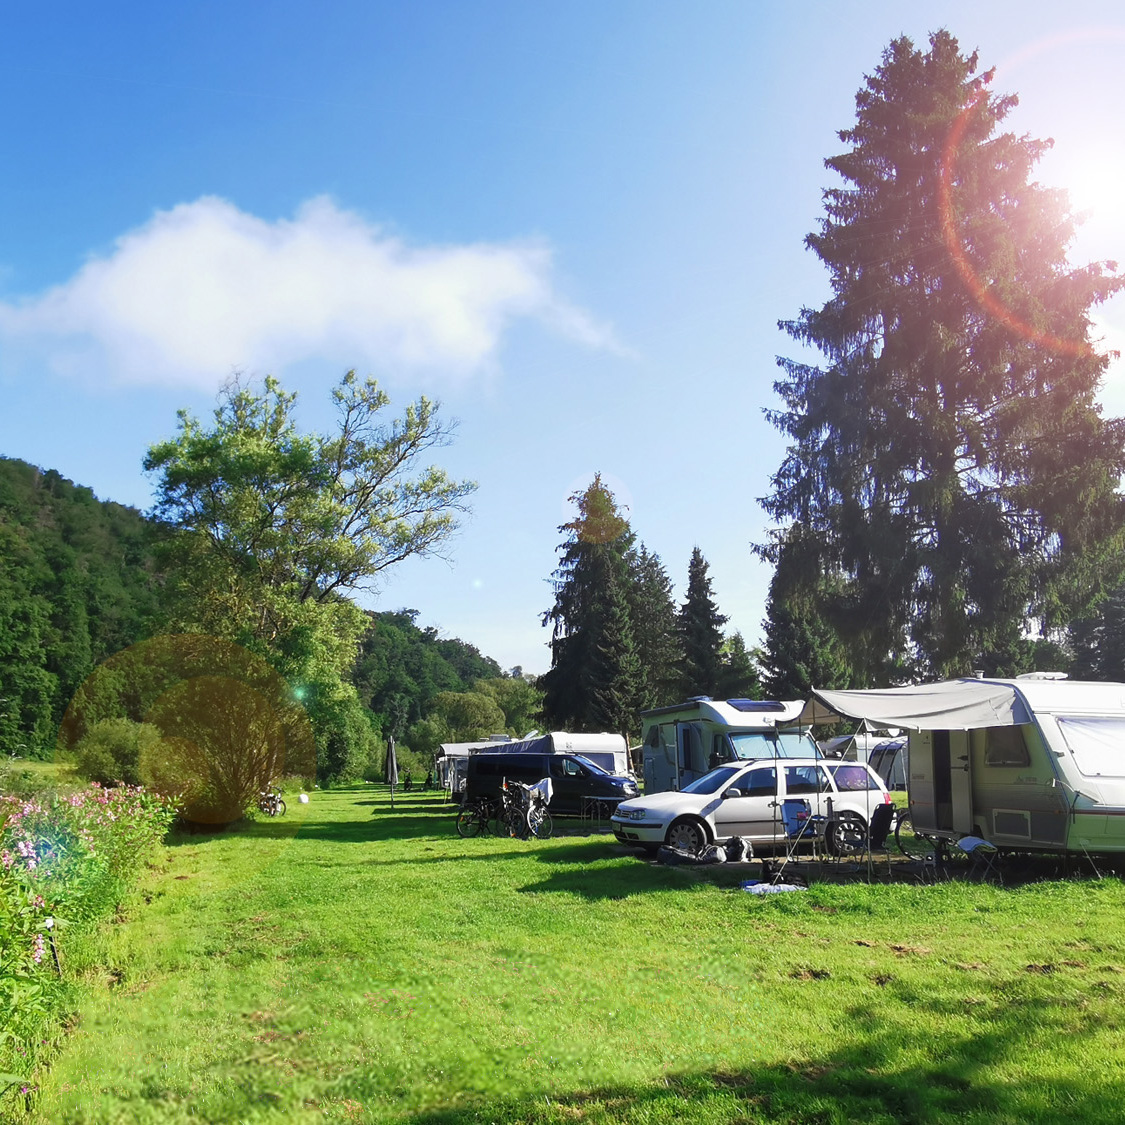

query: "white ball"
(298, 793), (310, 804)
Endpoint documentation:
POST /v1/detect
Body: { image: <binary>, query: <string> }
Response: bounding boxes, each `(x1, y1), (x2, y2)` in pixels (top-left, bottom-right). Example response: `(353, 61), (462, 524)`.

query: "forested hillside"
(0, 457), (166, 756)
(0, 455), (516, 768)
(353, 609), (503, 740)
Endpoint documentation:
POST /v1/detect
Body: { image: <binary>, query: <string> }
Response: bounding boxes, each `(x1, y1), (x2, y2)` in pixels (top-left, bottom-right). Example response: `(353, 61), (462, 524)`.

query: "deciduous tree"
(144, 372), (474, 775)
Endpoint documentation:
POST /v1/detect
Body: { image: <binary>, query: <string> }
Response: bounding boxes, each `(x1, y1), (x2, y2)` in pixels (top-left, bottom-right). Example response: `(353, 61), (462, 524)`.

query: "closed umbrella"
(386, 736), (399, 808)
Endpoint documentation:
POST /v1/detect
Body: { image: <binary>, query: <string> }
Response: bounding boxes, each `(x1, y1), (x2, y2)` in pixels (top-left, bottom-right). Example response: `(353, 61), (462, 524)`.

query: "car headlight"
(620, 807), (647, 821)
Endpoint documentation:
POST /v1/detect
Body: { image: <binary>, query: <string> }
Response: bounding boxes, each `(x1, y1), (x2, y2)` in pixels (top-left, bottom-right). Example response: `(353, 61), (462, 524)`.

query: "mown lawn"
(25, 784), (1125, 1124)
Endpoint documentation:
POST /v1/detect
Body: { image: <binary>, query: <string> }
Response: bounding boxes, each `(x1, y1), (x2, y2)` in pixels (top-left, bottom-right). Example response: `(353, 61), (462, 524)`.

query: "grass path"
(27, 785), (1125, 1123)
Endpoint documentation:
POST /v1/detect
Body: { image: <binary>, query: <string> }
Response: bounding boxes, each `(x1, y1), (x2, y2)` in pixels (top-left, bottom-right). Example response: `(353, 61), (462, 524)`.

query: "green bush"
(70, 719), (165, 787)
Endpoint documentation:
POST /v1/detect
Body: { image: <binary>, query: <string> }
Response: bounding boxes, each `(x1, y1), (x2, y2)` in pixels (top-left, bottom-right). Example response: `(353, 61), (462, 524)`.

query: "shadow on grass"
(399, 990), (1124, 1124)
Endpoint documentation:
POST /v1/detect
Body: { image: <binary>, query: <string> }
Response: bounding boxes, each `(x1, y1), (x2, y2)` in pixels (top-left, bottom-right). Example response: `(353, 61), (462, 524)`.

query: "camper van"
(801, 675), (1125, 855)
(639, 697), (820, 794)
(436, 732), (632, 797)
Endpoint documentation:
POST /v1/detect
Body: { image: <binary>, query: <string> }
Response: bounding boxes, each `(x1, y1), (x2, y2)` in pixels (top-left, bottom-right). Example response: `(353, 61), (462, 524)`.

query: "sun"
(1056, 147), (1125, 226)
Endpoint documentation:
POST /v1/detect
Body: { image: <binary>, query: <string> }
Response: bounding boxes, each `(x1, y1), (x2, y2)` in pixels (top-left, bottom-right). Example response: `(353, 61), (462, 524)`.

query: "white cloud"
(0, 196), (619, 389)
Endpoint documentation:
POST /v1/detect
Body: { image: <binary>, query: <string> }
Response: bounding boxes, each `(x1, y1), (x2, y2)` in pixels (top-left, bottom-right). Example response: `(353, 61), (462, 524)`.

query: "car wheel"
(826, 813), (865, 856)
(666, 817), (708, 854)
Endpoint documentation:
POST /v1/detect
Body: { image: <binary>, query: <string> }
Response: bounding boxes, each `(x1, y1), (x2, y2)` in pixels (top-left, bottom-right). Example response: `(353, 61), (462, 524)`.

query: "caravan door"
(676, 722), (706, 788)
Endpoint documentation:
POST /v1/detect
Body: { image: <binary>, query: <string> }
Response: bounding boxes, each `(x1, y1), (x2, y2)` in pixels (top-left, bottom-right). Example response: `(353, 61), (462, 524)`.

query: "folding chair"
(769, 799), (825, 882)
(823, 801), (896, 879)
(955, 835), (1002, 883)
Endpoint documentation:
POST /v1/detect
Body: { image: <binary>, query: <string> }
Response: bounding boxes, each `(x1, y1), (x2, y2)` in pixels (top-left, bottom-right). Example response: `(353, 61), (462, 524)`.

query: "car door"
(783, 763), (834, 819)
(713, 764), (779, 840)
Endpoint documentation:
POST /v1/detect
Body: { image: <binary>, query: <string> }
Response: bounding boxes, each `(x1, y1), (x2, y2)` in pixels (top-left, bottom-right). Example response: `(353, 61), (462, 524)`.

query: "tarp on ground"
(799, 679), (1033, 731)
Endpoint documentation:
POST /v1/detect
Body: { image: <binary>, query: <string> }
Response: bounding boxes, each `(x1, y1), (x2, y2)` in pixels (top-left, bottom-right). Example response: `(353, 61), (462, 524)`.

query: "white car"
(611, 758), (892, 853)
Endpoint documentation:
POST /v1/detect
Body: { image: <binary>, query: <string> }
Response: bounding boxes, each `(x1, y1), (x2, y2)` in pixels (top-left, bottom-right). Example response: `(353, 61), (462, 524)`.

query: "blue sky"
(3, 1), (1125, 673)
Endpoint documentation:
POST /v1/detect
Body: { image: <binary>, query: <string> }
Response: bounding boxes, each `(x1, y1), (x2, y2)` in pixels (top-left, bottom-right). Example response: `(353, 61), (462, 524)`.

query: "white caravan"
(801, 674), (1125, 855)
(639, 697), (820, 794)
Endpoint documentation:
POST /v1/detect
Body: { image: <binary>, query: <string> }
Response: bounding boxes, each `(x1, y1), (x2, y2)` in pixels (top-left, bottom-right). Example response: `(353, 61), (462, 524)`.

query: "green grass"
(21, 785), (1125, 1124)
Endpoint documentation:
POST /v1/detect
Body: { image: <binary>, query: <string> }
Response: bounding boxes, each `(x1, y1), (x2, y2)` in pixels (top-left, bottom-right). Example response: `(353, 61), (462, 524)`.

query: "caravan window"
(1057, 717), (1125, 778)
(984, 727), (1030, 768)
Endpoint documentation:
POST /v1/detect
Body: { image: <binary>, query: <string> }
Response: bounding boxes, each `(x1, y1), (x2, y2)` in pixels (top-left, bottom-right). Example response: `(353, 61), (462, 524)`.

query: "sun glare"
(1055, 148), (1125, 227)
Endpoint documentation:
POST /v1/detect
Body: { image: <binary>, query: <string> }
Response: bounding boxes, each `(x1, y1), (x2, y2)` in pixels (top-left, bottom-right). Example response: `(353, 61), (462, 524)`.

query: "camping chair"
(955, 835), (1002, 883)
(770, 799), (825, 881)
(823, 801), (891, 877)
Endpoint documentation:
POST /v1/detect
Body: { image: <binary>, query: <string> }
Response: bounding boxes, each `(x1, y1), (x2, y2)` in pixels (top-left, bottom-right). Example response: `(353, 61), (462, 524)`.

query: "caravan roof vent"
(687, 695), (712, 702)
(727, 700), (789, 713)
(1016, 672), (1068, 681)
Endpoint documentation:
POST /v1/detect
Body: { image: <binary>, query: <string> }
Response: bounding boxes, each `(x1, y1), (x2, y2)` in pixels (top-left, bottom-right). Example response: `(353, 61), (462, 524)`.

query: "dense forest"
(0, 455), (522, 773)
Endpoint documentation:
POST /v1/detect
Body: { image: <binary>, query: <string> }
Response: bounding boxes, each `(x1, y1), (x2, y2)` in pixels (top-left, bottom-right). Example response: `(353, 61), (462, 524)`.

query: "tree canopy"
(144, 372), (475, 777)
(763, 31), (1125, 681)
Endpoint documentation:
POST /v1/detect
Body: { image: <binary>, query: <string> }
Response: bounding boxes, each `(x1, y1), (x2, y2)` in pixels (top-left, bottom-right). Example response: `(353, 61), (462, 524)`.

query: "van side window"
(562, 758), (584, 777)
(984, 727), (1030, 768)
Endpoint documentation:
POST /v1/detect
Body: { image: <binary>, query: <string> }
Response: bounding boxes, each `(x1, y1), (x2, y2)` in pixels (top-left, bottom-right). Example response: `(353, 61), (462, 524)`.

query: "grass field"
(22, 784), (1125, 1124)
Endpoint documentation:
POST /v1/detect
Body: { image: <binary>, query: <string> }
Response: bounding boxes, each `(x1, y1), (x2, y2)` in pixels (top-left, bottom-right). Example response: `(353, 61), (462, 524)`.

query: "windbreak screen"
(1057, 717), (1125, 778)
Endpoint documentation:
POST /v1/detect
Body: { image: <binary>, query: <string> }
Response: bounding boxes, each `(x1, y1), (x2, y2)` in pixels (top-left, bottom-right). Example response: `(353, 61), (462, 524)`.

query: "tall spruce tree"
(761, 530), (854, 698)
(716, 632), (763, 700)
(626, 544), (680, 710)
(1070, 585), (1125, 681)
(763, 31), (1125, 682)
(676, 548), (728, 698)
(540, 475), (640, 734)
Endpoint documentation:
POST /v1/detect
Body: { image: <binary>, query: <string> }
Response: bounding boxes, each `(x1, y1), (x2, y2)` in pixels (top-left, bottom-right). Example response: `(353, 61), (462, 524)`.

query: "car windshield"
(728, 731), (821, 759)
(680, 765), (744, 795)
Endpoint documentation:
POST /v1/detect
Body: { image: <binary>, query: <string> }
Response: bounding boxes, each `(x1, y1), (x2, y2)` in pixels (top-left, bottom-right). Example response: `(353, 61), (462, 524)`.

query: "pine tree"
(716, 632), (763, 700)
(540, 475), (639, 733)
(626, 544), (680, 710)
(677, 548), (728, 698)
(763, 31), (1125, 681)
(760, 526), (855, 699)
(1070, 586), (1125, 681)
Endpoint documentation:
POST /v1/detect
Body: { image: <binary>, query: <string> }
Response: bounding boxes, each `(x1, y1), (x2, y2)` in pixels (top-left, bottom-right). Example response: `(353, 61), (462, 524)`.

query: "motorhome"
(639, 697), (820, 794)
(800, 674), (1125, 855)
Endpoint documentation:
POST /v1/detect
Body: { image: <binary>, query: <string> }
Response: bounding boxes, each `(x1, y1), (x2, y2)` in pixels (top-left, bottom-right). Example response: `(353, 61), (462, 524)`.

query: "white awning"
(799, 680), (1033, 731)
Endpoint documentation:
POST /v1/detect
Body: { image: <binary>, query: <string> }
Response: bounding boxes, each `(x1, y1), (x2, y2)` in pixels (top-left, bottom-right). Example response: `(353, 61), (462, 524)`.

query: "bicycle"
(496, 779), (553, 840)
(258, 786), (286, 817)
(455, 795), (501, 838)
(893, 810), (938, 860)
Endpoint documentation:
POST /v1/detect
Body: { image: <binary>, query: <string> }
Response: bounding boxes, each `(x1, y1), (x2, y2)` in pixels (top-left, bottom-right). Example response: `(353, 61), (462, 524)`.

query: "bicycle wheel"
(894, 811), (940, 862)
(456, 806), (483, 838)
(275, 798), (286, 817)
(528, 806), (553, 840)
(487, 801), (505, 836)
